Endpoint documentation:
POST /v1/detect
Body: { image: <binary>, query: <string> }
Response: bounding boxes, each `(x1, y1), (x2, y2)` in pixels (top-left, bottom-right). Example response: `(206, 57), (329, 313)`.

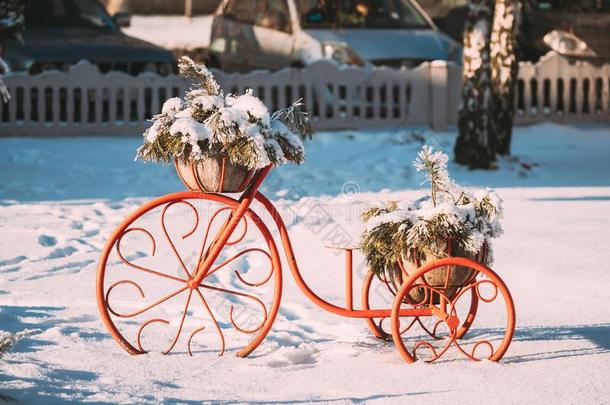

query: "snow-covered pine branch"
(271, 99), (314, 140)
(413, 145), (451, 207)
(360, 145), (503, 277)
(178, 56), (221, 97)
(0, 330), (37, 358)
(136, 57), (310, 169)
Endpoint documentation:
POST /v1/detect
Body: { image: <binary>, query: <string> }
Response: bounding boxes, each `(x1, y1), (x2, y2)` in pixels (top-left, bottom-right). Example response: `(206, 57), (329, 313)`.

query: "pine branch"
(272, 99), (314, 140)
(360, 145), (503, 278)
(413, 146), (451, 206)
(361, 201), (398, 222)
(178, 56), (221, 96)
(136, 59), (313, 168)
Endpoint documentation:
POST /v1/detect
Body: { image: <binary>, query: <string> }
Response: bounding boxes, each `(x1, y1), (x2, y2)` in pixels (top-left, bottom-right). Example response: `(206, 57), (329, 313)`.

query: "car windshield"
(25, 0), (116, 29)
(531, 0), (610, 12)
(297, 0), (430, 29)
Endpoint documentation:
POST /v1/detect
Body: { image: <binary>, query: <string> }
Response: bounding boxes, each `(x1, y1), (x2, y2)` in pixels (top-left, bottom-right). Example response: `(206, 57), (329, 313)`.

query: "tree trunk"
(490, 0), (519, 156)
(455, 0), (496, 169)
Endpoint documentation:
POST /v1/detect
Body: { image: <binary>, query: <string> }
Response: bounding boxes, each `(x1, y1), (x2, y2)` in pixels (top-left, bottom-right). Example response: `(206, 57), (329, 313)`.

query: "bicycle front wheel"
(96, 191), (282, 358)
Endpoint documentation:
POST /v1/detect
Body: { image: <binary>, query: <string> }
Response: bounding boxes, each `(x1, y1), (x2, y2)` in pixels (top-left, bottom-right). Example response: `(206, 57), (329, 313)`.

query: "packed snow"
(0, 123), (609, 404)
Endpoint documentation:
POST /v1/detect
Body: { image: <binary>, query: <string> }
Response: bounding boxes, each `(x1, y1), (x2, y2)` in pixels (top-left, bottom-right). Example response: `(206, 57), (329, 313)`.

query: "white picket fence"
(516, 52), (610, 124)
(1, 51), (609, 136)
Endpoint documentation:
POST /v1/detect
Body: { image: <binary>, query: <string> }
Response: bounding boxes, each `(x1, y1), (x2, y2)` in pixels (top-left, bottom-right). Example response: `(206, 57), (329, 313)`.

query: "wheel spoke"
(206, 248), (274, 287)
(116, 228), (186, 283)
(391, 257), (515, 363)
(200, 283), (268, 334)
(97, 192), (282, 357)
(161, 200), (201, 279)
(197, 207), (232, 265)
(194, 288), (226, 356)
(105, 281), (188, 318)
(163, 289), (193, 354)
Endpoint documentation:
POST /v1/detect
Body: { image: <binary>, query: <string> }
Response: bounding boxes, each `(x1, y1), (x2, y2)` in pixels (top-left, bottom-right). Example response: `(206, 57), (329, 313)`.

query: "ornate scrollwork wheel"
(96, 191), (282, 357)
(362, 268), (479, 341)
(390, 257), (515, 363)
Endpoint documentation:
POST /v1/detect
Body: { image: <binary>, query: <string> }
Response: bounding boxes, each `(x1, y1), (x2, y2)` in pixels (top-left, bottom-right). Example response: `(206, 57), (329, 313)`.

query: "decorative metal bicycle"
(97, 163), (516, 363)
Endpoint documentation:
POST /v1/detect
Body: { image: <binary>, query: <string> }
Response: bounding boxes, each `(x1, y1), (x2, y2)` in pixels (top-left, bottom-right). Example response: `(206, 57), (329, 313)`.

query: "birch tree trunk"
(490, 0), (519, 156)
(454, 0), (496, 169)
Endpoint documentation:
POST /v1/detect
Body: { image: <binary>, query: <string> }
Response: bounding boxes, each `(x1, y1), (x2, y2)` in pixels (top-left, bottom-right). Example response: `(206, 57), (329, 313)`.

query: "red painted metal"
(97, 164), (516, 364)
(390, 257), (516, 363)
(97, 191), (282, 357)
(345, 249), (353, 311)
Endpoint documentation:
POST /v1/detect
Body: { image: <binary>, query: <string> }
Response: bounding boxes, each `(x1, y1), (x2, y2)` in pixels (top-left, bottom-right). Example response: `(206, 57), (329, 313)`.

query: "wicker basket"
(174, 156), (256, 193)
(385, 243), (488, 304)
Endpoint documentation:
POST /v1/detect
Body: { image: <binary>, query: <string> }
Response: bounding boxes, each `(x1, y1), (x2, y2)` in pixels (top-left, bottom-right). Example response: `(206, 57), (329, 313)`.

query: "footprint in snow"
(279, 307), (300, 321)
(45, 246), (77, 259)
(70, 221), (83, 230)
(352, 338), (394, 353)
(26, 260), (95, 280)
(0, 256), (26, 267)
(83, 229), (99, 238)
(38, 234), (58, 247)
(0, 267), (19, 274)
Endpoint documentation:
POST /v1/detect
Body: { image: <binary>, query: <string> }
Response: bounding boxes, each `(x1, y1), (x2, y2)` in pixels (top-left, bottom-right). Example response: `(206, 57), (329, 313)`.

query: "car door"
(212, 0), (258, 72)
(250, 0), (295, 70)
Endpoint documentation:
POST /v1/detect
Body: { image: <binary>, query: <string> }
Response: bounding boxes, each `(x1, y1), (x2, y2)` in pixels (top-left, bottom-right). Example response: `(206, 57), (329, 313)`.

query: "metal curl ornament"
(98, 192), (282, 358)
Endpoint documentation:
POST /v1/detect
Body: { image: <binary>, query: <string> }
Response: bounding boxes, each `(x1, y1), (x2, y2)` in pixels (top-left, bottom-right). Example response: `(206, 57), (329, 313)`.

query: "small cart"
(97, 164), (515, 363)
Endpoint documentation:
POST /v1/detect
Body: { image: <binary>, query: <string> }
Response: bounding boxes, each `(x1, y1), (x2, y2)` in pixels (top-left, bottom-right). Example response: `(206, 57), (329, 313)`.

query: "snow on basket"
(136, 56), (313, 193)
(359, 146), (503, 304)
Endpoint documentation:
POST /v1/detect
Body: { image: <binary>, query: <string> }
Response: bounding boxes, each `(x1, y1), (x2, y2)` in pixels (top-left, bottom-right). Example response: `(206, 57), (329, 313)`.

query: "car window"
(224, 0), (258, 24)
(255, 0), (292, 33)
(298, 0), (430, 29)
(25, 0), (115, 29)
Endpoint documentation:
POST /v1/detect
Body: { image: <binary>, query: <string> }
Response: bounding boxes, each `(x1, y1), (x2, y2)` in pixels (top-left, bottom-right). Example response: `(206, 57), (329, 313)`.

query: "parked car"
(205, 0), (461, 72)
(420, 0), (610, 63)
(2, 0), (176, 76)
(519, 0), (610, 63)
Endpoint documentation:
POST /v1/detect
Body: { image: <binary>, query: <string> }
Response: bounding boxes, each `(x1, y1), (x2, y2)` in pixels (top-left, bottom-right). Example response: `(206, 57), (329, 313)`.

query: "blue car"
(3, 0), (176, 76)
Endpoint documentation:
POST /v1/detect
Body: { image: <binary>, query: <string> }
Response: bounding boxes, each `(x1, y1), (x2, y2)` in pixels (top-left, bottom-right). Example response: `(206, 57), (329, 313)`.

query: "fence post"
(446, 62), (462, 127)
(185, 0), (193, 19)
(430, 60), (449, 131)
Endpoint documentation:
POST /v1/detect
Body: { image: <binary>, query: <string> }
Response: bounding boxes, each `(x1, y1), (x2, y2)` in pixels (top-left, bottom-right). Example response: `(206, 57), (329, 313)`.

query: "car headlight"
(322, 42), (364, 66)
(543, 30), (597, 57)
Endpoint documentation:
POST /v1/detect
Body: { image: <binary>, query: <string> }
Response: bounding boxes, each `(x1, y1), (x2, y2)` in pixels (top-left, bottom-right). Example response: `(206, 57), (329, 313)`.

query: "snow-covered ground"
(1, 123), (609, 404)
